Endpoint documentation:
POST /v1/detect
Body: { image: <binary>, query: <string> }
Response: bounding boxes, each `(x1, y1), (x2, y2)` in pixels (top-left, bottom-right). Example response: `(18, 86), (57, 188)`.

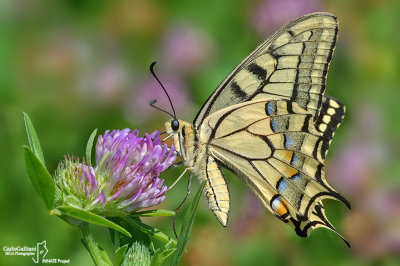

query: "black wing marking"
(314, 95), (345, 159)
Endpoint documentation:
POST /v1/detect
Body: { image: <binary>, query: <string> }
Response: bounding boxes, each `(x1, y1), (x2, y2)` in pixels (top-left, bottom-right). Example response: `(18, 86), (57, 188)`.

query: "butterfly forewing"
(194, 12), (338, 127)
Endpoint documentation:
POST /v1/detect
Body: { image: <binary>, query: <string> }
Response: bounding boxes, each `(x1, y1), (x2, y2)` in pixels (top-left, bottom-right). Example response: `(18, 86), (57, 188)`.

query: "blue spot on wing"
(271, 196), (281, 208)
(291, 173), (301, 181)
(266, 102), (273, 115)
(291, 153), (297, 165)
(277, 178), (287, 192)
(284, 135), (292, 149)
(271, 119), (278, 132)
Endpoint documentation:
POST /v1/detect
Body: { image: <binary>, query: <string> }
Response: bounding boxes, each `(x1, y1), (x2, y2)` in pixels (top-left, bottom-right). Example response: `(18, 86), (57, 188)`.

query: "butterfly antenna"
(150, 99), (175, 118)
(173, 172), (193, 238)
(149, 62), (177, 118)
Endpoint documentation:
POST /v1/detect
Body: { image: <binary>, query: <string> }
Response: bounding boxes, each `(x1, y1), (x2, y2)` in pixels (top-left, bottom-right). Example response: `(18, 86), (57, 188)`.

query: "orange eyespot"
(271, 196), (289, 219)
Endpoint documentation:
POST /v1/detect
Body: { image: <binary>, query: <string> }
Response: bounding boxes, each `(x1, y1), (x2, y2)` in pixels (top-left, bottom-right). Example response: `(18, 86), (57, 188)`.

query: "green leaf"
(23, 112), (45, 164)
(23, 146), (55, 210)
(86, 129), (98, 165)
(97, 152), (110, 170)
(170, 181), (205, 265)
(150, 241), (176, 266)
(98, 246), (113, 266)
(125, 217), (177, 246)
(115, 244), (129, 266)
(152, 248), (176, 266)
(108, 217), (151, 252)
(55, 206), (131, 237)
(112, 230), (121, 249)
(130, 209), (175, 217)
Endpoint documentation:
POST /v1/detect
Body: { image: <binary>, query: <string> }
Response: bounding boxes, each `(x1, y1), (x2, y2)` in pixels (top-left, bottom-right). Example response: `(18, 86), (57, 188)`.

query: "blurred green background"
(1, 0), (400, 265)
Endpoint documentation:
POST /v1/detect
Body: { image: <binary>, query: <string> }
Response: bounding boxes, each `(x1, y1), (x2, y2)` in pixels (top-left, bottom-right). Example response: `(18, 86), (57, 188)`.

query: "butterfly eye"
(171, 119), (179, 131)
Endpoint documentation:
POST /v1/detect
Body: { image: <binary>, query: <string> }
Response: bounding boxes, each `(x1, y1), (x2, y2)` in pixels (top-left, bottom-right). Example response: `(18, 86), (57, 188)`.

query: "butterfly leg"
(165, 145), (180, 157)
(168, 161), (185, 169)
(173, 171), (193, 238)
(163, 167), (188, 194)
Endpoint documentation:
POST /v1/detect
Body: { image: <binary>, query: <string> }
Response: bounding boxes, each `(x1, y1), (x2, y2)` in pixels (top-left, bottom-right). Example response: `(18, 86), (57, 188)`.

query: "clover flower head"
(55, 129), (176, 216)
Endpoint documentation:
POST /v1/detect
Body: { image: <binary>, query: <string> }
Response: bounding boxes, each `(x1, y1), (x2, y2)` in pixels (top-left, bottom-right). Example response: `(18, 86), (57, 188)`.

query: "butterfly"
(155, 12), (350, 245)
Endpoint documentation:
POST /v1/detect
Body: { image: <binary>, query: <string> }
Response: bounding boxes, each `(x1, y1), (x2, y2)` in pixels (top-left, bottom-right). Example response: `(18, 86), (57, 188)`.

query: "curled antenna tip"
(148, 61), (177, 118)
(149, 98), (175, 118)
(150, 61), (157, 71)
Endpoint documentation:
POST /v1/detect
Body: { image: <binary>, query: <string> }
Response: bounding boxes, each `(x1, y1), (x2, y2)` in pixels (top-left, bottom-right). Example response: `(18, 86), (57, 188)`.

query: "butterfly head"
(164, 118), (181, 142)
(164, 119), (194, 158)
(165, 118), (192, 136)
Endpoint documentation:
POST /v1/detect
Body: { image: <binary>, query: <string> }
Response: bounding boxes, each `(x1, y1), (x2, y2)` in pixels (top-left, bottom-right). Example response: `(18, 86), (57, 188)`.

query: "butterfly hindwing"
(194, 12), (338, 127)
(200, 99), (349, 237)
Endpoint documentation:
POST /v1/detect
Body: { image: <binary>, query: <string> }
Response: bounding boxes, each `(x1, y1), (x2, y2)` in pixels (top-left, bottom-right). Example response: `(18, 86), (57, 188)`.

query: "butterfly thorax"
(165, 119), (207, 173)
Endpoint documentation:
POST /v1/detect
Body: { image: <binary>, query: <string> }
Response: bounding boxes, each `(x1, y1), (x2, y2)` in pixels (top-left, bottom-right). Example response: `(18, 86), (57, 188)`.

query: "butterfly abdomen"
(203, 156), (230, 226)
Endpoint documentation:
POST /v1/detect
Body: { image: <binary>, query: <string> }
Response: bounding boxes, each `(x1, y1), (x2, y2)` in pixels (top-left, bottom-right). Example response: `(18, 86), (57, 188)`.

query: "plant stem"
(80, 223), (111, 266)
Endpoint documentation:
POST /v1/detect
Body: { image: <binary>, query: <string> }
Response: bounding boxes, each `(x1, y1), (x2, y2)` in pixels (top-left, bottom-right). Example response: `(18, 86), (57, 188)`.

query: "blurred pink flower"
(78, 61), (129, 104)
(125, 72), (192, 123)
(326, 104), (400, 256)
(250, 0), (322, 36)
(344, 187), (400, 257)
(328, 143), (373, 195)
(327, 104), (387, 195)
(160, 23), (214, 75)
(232, 191), (264, 237)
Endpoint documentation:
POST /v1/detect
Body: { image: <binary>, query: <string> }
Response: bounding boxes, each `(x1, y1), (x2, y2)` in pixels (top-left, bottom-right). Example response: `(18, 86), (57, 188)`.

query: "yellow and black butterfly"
(152, 12), (350, 245)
